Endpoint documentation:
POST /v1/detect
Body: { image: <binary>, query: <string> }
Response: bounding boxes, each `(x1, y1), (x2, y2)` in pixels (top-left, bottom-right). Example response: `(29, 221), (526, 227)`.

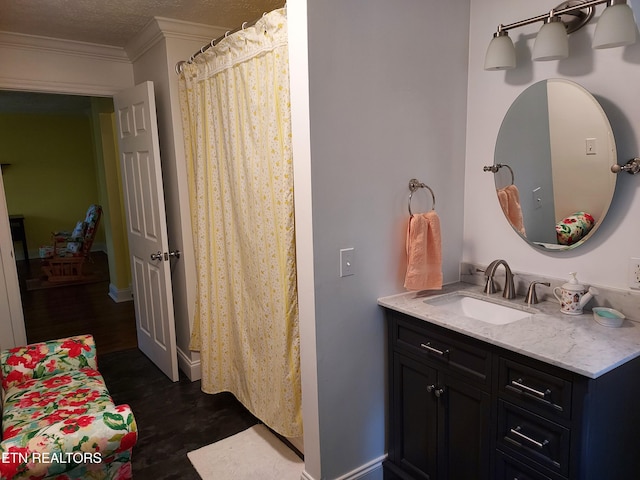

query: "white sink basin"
(424, 293), (533, 325)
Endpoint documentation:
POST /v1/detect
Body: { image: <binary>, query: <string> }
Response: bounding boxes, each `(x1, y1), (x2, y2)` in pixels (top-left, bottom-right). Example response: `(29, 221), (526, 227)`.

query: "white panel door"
(114, 81), (179, 382)
(0, 168), (26, 350)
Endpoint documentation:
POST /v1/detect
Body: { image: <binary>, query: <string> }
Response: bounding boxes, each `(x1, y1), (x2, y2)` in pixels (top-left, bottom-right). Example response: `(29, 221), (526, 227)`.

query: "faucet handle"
(525, 281), (551, 305)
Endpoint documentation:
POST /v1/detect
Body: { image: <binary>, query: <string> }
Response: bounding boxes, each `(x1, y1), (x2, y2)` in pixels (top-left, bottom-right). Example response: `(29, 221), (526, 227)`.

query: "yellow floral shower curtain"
(177, 8), (301, 437)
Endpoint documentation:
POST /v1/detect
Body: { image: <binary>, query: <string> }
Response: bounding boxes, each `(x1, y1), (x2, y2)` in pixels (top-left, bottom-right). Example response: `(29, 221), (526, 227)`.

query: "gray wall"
(495, 80), (556, 243)
(306, 0), (470, 477)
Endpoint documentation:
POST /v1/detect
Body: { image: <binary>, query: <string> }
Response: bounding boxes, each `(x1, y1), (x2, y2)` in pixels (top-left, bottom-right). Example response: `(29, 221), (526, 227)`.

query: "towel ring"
(483, 163), (514, 186)
(408, 178), (436, 216)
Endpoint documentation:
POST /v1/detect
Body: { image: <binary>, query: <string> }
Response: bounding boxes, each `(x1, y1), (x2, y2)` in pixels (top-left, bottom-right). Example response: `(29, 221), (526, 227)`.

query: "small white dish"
(592, 307), (625, 328)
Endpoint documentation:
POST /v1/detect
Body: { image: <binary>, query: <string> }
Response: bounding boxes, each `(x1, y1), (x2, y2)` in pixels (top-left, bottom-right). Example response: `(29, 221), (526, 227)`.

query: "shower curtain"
(177, 8), (301, 438)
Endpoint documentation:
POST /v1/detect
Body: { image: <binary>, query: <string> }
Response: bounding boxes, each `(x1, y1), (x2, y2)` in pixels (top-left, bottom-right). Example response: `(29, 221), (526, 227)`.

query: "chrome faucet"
(484, 259), (516, 299)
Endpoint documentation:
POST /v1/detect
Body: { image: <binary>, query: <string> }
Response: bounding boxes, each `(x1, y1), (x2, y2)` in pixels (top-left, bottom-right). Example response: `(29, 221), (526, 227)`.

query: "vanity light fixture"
(484, 0), (638, 71)
(593, 0), (638, 48)
(484, 29), (516, 70)
(532, 13), (569, 61)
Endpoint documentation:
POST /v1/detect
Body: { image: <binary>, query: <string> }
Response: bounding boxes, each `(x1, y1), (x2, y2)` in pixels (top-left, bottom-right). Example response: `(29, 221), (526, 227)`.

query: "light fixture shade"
(533, 19), (569, 61)
(593, 3), (637, 49)
(484, 33), (516, 70)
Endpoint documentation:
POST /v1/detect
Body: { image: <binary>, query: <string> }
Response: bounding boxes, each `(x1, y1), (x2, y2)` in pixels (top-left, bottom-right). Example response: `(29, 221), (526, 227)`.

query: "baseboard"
(108, 283), (132, 303)
(177, 346), (201, 381)
(301, 455), (386, 480)
(92, 242), (107, 253)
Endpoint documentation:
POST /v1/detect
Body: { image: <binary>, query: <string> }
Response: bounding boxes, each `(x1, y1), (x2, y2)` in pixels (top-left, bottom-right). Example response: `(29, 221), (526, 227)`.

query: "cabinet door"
(438, 373), (491, 480)
(391, 353), (439, 479)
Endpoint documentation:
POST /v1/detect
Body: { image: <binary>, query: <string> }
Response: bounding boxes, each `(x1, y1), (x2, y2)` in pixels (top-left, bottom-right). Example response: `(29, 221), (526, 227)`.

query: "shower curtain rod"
(175, 12), (267, 74)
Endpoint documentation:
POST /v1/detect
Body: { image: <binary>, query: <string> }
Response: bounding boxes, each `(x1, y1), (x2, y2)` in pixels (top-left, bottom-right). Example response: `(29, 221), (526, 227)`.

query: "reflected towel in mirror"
(404, 210), (442, 291)
(497, 185), (526, 236)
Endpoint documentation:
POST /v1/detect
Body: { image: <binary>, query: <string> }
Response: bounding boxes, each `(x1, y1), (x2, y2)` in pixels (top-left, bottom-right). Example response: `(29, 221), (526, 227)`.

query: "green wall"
(0, 112), (106, 258)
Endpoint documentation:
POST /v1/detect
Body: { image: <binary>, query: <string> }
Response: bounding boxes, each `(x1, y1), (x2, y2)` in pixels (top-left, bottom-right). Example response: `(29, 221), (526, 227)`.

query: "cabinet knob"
(426, 385), (445, 397)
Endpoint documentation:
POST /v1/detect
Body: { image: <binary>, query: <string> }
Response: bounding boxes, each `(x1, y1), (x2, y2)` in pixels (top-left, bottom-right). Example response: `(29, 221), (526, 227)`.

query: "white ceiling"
(0, 0), (284, 47)
(0, 1), (284, 113)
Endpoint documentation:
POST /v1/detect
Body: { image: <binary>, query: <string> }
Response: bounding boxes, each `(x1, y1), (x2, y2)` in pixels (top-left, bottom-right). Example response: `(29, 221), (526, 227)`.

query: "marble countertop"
(378, 283), (640, 379)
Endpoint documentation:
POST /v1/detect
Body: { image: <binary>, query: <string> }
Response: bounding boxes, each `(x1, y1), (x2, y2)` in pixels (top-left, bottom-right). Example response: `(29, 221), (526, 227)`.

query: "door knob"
(168, 250), (181, 259)
(150, 251), (163, 261)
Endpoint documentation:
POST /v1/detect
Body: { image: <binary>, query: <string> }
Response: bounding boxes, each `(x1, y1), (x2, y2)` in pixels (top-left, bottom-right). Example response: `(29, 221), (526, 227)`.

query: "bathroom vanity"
(379, 284), (640, 480)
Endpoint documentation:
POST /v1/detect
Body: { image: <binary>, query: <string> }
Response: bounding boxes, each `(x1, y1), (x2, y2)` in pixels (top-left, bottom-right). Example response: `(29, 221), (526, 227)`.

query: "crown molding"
(0, 75), (128, 96)
(0, 31), (129, 63)
(125, 16), (227, 63)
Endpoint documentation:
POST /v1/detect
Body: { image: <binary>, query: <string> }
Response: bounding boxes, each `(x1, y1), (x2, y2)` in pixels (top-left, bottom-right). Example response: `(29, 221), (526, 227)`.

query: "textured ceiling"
(0, 1), (284, 114)
(0, 0), (284, 47)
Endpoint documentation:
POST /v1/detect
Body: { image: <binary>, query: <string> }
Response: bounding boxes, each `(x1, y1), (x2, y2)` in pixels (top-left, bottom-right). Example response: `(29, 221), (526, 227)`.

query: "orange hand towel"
(497, 184), (526, 236)
(404, 210), (443, 291)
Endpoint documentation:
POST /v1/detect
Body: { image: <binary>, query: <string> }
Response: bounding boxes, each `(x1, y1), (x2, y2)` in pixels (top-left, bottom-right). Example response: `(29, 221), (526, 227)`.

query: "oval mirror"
(492, 78), (617, 251)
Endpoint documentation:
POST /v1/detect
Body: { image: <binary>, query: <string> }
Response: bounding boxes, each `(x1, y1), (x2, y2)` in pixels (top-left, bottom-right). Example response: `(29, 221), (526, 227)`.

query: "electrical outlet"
(629, 257), (640, 289)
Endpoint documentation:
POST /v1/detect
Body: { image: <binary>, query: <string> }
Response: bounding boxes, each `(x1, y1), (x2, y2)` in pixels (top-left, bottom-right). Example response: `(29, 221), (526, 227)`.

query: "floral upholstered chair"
(41, 205), (103, 283)
(0, 335), (137, 480)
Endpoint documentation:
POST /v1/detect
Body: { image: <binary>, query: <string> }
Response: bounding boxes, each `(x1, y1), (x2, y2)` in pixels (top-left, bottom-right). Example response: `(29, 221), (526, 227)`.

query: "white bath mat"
(187, 424), (304, 480)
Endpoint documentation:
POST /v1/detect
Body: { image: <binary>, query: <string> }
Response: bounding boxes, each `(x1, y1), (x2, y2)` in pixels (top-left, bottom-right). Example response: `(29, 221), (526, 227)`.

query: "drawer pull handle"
(511, 379), (551, 399)
(420, 342), (449, 357)
(510, 426), (549, 449)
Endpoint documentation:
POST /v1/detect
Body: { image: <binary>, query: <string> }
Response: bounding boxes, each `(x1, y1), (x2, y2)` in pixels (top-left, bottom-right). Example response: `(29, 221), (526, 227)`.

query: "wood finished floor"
(17, 252), (138, 354)
(15, 252), (263, 479)
(100, 348), (260, 479)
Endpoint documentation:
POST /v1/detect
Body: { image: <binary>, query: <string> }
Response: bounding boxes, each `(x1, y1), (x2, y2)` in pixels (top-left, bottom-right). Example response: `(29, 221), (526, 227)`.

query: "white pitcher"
(553, 272), (599, 315)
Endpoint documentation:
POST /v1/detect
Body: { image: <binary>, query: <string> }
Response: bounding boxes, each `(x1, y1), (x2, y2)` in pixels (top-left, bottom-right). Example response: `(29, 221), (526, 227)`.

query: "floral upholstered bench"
(0, 335), (137, 480)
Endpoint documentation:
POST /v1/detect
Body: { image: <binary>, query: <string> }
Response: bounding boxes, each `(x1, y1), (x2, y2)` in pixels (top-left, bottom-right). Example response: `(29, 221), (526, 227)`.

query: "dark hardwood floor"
(16, 251), (138, 355)
(99, 348), (260, 479)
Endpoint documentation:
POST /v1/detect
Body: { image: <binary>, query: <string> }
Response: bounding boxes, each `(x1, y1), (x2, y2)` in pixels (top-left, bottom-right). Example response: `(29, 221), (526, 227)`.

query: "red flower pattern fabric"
(0, 335), (137, 480)
(555, 211), (595, 246)
(0, 335), (98, 392)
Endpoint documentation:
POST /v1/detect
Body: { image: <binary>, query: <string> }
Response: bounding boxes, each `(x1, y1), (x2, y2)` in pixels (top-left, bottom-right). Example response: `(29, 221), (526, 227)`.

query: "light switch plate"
(340, 248), (355, 277)
(532, 187), (543, 210)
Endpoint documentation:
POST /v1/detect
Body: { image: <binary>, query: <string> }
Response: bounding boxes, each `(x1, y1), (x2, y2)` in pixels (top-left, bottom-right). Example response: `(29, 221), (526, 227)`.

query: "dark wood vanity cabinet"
(383, 309), (640, 480)
(385, 312), (492, 480)
(388, 353), (491, 480)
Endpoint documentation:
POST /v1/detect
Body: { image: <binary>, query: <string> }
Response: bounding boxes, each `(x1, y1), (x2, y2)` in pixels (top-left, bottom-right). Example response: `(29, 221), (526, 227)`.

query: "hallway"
(16, 251), (137, 355)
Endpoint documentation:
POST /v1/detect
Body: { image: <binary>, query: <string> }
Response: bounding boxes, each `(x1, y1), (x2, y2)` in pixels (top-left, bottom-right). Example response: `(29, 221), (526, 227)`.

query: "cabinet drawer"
(495, 450), (562, 480)
(497, 400), (570, 477)
(499, 357), (572, 420)
(394, 317), (491, 385)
